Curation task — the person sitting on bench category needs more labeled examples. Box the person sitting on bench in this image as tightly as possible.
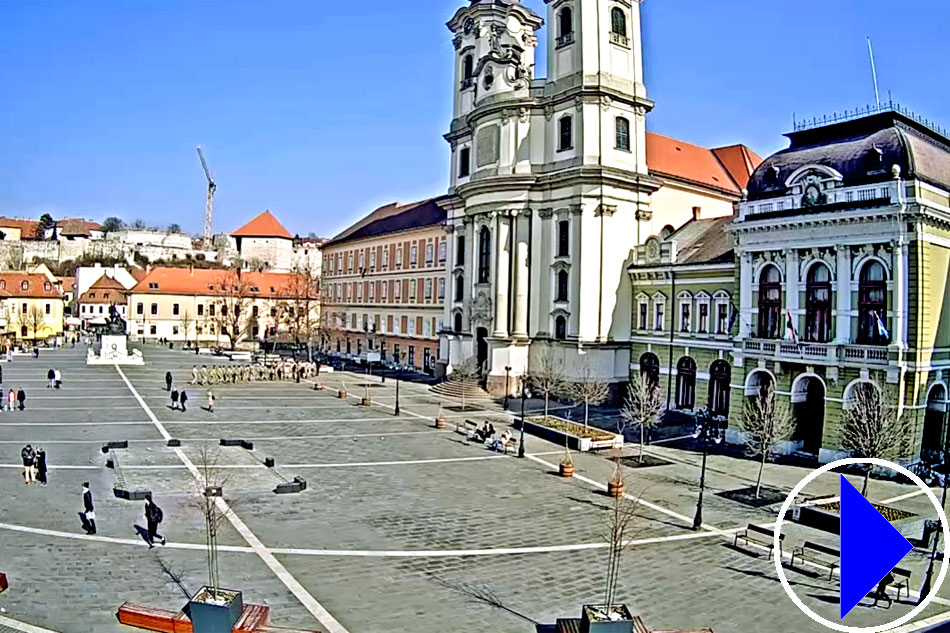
[474,422,491,442]
[871,571,895,608]
[492,429,512,452]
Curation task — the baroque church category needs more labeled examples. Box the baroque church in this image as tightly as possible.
[437,0,759,396]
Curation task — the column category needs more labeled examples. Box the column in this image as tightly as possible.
[537,209,553,334]
[784,249,800,336]
[569,205,583,337]
[493,212,510,337]
[738,251,753,339]
[834,245,852,344]
[462,218,474,332]
[512,210,530,338]
[893,242,906,349]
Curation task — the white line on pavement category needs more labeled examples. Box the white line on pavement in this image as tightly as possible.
[0,614,63,633]
[115,365,351,633]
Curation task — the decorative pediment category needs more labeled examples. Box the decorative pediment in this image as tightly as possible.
[469,290,493,325]
[550,307,570,319]
[650,291,667,302]
[800,247,836,278]
[784,164,844,189]
[695,290,711,301]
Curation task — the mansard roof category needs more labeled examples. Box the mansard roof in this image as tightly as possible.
[747,108,950,200]
[324,197,450,247]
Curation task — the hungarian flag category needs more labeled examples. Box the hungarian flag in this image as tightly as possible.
[784,310,798,344]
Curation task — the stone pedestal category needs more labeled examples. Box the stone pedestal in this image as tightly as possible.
[87,334,144,365]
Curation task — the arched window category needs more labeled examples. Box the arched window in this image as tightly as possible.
[558,7,573,38]
[611,7,627,36]
[555,270,569,302]
[708,360,731,417]
[478,226,491,284]
[805,263,832,343]
[20,281,28,291]
[555,315,567,340]
[639,352,660,387]
[558,116,573,151]
[757,265,782,338]
[858,260,888,344]
[675,357,696,410]
[454,275,464,302]
[557,220,569,257]
[454,312,463,334]
[462,55,473,80]
[456,234,465,266]
[615,116,630,151]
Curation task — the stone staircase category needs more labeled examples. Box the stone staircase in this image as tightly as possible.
[429,378,492,404]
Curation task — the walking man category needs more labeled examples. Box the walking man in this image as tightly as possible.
[17,387,26,411]
[144,494,165,547]
[170,387,179,411]
[80,483,96,534]
[53,368,62,389]
[179,390,188,412]
[47,368,55,389]
[35,447,47,486]
[206,390,215,413]
[21,444,35,484]
[165,371,173,392]
[191,365,199,385]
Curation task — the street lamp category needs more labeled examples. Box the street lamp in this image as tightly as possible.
[691,408,727,531]
[503,366,511,410]
[394,351,403,416]
[518,379,527,458]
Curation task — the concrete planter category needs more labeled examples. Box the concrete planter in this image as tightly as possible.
[188,587,243,633]
[559,462,575,477]
[337,389,347,399]
[581,604,636,633]
[607,480,625,498]
[435,417,447,429]
[515,416,623,452]
[361,396,371,406]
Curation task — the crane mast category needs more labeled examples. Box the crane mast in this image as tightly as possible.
[196,146,216,243]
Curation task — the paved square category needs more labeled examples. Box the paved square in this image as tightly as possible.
[0,345,949,633]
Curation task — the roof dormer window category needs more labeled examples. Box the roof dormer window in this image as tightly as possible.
[20,281,28,291]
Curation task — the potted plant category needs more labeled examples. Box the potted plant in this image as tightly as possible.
[559,449,575,477]
[581,604,636,633]
[338,381,347,399]
[189,586,243,633]
[361,384,371,406]
[607,460,625,497]
[435,402,447,429]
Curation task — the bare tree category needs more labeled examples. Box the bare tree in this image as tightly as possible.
[569,361,611,429]
[280,264,321,361]
[526,347,566,419]
[600,475,643,613]
[187,445,232,600]
[839,382,911,495]
[178,309,193,347]
[215,270,253,350]
[450,355,481,412]
[24,304,47,342]
[741,381,795,498]
[620,372,664,463]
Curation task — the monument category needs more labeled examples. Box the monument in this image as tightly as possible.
[87,305,144,365]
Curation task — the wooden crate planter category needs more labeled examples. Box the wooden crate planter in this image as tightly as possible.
[559,462,575,477]
[435,416,447,429]
[337,389,347,399]
[607,480,625,497]
[360,396,371,406]
[515,416,622,452]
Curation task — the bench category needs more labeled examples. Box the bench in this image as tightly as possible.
[734,524,783,559]
[234,603,271,633]
[889,567,912,601]
[455,419,479,438]
[493,436,516,455]
[791,541,840,580]
[116,602,180,633]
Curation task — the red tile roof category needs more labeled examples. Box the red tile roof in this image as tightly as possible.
[130,267,294,298]
[0,273,63,298]
[646,132,761,195]
[231,210,292,239]
[79,276,129,304]
[0,217,39,237]
[56,218,103,236]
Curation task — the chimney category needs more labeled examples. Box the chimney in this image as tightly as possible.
[692,206,701,220]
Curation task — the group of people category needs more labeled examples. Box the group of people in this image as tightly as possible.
[20,444,47,485]
[46,368,63,389]
[471,422,513,452]
[189,360,320,386]
[78,484,166,547]
[5,387,27,411]
[165,371,216,412]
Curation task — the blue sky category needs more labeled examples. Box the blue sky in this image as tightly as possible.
[2,1,948,238]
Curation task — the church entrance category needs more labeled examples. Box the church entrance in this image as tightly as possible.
[922,384,947,460]
[475,327,488,375]
[792,375,825,455]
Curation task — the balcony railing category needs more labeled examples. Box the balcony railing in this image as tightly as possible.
[742,339,889,365]
[609,32,630,47]
[555,32,574,48]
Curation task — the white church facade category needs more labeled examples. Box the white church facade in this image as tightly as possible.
[437,0,760,397]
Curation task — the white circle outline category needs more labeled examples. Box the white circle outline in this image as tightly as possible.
[774,457,949,632]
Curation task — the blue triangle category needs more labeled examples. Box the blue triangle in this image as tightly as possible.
[840,475,913,619]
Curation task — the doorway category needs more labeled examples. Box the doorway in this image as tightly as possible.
[792,375,826,455]
[476,327,488,373]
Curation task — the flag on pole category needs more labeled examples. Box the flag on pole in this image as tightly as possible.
[727,303,740,333]
[784,309,798,344]
[872,310,891,341]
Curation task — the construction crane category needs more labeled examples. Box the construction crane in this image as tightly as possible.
[196,146,216,243]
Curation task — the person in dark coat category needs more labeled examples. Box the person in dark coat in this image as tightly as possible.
[170,387,179,410]
[35,448,47,486]
[17,388,26,411]
[80,483,96,534]
[144,494,165,547]
[21,444,35,484]
[164,371,173,392]
[47,368,55,389]
[179,390,188,412]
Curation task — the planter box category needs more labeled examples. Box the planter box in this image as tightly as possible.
[515,416,622,452]
[188,587,243,633]
[581,604,636,633]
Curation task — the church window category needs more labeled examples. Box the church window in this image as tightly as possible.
[557,220,569,256]
[478,226,491,283]
[558,115,573,151]
[555,270,569,302]
[455,275,464,302]
[454,312,463,333]
[461,55,474,86]
[611,7,627,37]
[805,263,832,343]
[456,234,465,266]
[555,315,567,340]
[557,7,574,46]
[757,265,782,339]
[459,148,471,178]
[615,117,630,151]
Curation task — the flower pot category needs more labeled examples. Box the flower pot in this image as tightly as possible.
[435,416,447,429]
[188,587,243,633]
[337,389,347,399]
[607,480,625,497]
[314,382,324,391]
[559,462,575,477]
[361,396,371,406]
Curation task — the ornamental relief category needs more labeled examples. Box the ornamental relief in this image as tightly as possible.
[799,247,836,278]
[850,243,893,277]
[470,290,493,326]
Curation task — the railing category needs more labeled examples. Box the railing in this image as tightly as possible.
[460,77,474,90]
[792,100,949,139]
[609,32,629,47]
[742,339,889,365]
[555,32,574,48]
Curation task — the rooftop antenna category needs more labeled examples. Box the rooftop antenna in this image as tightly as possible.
[867,36,881,108]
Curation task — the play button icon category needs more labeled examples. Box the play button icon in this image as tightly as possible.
[840,475,913,619]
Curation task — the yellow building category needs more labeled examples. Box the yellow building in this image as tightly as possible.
[0,273,65,342]
[127,267,318,349]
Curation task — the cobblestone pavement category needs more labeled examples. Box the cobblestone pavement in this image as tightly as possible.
[0,344,948,632]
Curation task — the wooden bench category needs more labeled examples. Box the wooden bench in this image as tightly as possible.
[890,567,912,601]
[0,571,7,593]
[791,541,840,580]
[116,602,179,633]
[734,524,783,559]
[456,419,479,439]
[234,604,271,633]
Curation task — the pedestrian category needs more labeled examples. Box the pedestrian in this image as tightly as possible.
[80,482,96,534]
[5,348,11,362]
[54,368,62,389]
[33,347,39,359]
[206,390,215,413]
[17,387,26,411]
[191,365,199,385]
[170,387,179,410]
[144,494,166,548]
[21,444,35,484]
[47,368,55,389]
[6,388,15,412]
[179,390,188,412]
[165,371,173,392]
[35,447,47,486]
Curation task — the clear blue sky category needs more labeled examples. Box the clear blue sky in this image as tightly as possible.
[2,1,948,239]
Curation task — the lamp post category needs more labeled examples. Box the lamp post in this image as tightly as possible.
[692,408,727,531]
[919,387,950,603]
[503,366,511,410]
[518,380,527,458]
[394,351,403,417]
